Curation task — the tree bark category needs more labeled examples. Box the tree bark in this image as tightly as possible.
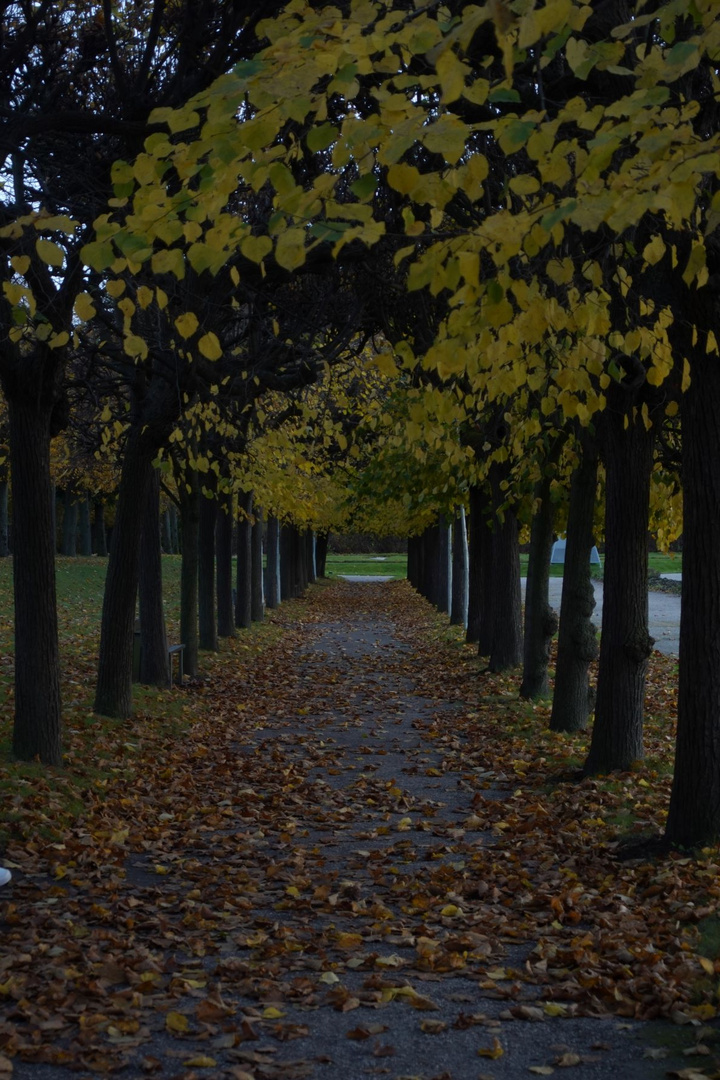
[488,467,522,671]
[251,506,264,622]
[266,514,281,608]
[468,483,483,635]
[450,507,469,627]
[93,499,108,556]
[9,398,62,764]
[521,473,558,700]
[280,523,295,600]
[584,405,655,774]
[198,477,218,653]
[61,488,78,556]
[179,473,200,677]
[316,531,329,578]
[216,490,235,637]
[235,490,253,629]
[0,479,9,557]
[549,445,599,731]
[437,515,451,614]
[94,429,157,717]
[306,530,316,585]
[162,508,173,554]
[138,469,169,686]
[78,495,92,556]
[666,343,720,846]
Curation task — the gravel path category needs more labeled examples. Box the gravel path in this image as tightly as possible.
[2,582,694,1079]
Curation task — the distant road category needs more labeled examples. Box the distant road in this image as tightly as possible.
[339,575,682,657]
[544,578,681,657]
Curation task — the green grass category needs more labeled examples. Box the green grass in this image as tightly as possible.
[325,553,407,578]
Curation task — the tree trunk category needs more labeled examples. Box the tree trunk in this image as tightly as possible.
[450,507,469,627]
[94,430,158,717]
[138,469,169,686]
[466,486,483,643]
[93,499,108,556]
[235,490,253,629]
[280,523,295,600]
[437,515,451,614]
[198,478,218,653]
[296,527,309,594]
[162,508,173,554]
[584,405,655,774]
[0,479,9,557]
[316,531,329,578]
[488,466,522,672]
[408,533,423,592]
[170,504,180,554]
[666,344,720,846]
[61,488,78,556]
[216,491,235,637]
[266,514,281,608]
[9,398,62,764]
[307,531,317,585]
[78,495,92,556]
[521,474,558,700]
[549,445,599,731]
[251,506,264,622]
[179,474,200,677]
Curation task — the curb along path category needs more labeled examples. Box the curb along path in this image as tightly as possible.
[1,581,703,1079]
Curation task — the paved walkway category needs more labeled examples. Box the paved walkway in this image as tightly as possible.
[3,582,690,1079]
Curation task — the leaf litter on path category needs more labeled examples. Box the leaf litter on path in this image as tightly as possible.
[1,581,718,1079]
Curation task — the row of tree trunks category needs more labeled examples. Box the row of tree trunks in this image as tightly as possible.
[450,507,469,627]
[94,428,161,719]
[585,404,655,774]
[138,470,169,687]
[409,512,468,629]
[0,479,9,557]
[162,505,181,554]
[235,490,253,632]
[521,469,558,701]
[217,491,235,638]
[549,441,599,731]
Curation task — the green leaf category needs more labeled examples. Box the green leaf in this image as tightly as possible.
[36,239,65,267]
[350,174,377,200]
[488,88,521,103]
[307,124,338,153]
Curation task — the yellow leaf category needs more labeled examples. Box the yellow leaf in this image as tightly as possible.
[74,293,96,321]
[136,285,154,309]
[241,235,273,263]
[478,1037,504,1059]
[198,332,222,360]
[36,238,65,267]
[682,358,691,393]
[175,312,199,339]
[165,1011,190,1033]
[699,957,715,976]
[275,228,307,272]
[335,932,363,949]
[543,1002,568,1017]
[106,279,126,298]
[10,255,30,275]
[643,235,665,266]
[124,334,149,359]
[152,247,185,279]
[262,1006,284,1019]
[184,1057,217,1069]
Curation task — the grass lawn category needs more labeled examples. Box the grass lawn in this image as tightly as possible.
[325,553,407,578]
